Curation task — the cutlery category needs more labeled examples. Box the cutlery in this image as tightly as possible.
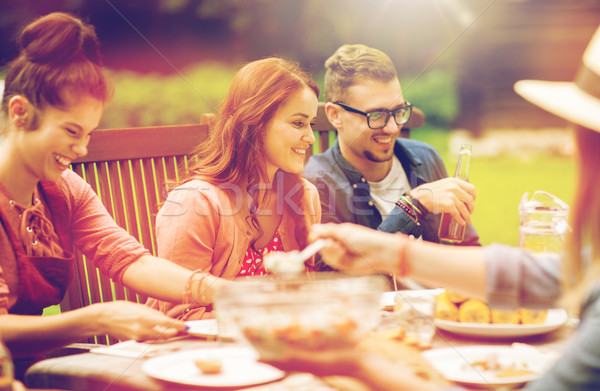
[263,239,327,274]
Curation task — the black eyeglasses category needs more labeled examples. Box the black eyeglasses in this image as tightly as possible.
[334,101,413,129]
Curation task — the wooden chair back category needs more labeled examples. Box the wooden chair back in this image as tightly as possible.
[60,103,424,344]
[61,124,207,343]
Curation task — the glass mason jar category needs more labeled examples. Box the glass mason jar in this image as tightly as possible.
[519,191,570,258]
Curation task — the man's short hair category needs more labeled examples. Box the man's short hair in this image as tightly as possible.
[324,44,398,103]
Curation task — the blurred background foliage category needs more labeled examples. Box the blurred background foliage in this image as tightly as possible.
[1,0,597,132]
[102,64,459,129]
[0,0,595,248]
[103,63,236,127]
[400,69,459,130]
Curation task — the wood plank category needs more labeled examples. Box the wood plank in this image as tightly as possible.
[75,124,208,163]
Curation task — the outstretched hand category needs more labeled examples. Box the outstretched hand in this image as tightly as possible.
[261,347,437,391]
[309,223,405,275]
[261,347,364,377]
[88,301,187,342]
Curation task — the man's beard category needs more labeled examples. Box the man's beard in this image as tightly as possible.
[364,148,394,163]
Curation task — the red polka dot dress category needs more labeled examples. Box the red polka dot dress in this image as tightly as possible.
[237,232,284,276]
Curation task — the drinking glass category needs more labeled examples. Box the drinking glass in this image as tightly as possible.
[394,291,436,348]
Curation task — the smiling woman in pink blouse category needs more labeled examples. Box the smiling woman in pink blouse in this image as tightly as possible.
[146,57,322,320]
[0,12,230,379]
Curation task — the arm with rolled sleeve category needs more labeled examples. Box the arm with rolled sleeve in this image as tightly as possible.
[59,170,149,283]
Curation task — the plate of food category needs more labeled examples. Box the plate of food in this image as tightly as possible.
[142,346,284,388]
[421,345,556,389]
[434,291,568,337]
[434,308,568,337]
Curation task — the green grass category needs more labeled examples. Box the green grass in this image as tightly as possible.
[412,127,576,246]
[470,155,575,246]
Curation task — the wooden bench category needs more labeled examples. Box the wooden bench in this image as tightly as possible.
[60,102,424,344]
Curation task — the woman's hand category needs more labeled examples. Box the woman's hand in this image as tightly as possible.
[309,223,406,275]
[88,301,187,342]
[262,348,437,391]
[262,347,364,377]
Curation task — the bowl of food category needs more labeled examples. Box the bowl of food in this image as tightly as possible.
[213,273,386,359]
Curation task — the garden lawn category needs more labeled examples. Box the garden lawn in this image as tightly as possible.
[469,154,575,246]
[412,127,576,246]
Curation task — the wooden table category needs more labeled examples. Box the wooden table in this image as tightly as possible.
[24,337,342,391]
[24,314,576,391]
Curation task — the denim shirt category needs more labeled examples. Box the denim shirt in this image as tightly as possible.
[303,138,480,245]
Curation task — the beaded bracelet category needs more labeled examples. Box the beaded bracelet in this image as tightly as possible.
[405,193,429,218]
[395,195,420,225]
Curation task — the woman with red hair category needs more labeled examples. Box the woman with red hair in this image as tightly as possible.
[147,57,321,320]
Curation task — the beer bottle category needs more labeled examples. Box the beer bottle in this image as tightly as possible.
[438,144,472,243]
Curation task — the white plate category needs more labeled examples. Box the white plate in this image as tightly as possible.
[380,289,444,310]
[422,345,555,388]
[186,319,219,338]
[142,346,284,388]
[434,308,568,338]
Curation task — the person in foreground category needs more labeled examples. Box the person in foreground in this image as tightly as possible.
[303,44,480,252]
[267,25,600,391]
[146,57,321,319]
[0,12,228,378]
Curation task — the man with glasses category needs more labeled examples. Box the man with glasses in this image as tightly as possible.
[304,44,480,272]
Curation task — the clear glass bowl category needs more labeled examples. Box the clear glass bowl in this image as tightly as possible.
[213,273,386,359]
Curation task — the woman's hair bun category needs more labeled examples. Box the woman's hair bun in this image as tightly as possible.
[1,11,112,123]
[20,12,102,66]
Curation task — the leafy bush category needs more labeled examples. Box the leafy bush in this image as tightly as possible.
[100,62,236,128]
[400,68,459,130]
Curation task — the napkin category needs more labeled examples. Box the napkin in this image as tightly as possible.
[90,340,180,358]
